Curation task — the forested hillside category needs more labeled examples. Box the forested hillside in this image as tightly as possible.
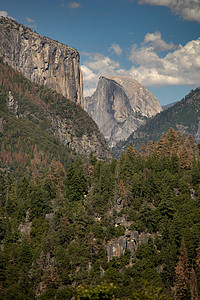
[0,127,200,299]
[0,58,111,163]
[113,88,200,157]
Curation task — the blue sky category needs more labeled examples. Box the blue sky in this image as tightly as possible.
[1,0,200,105]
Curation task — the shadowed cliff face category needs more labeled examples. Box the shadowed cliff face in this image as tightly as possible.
[0,17,84,107]
[84,76,162,147]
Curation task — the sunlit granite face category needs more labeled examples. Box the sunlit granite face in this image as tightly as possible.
[0,16,84,107]
[84,76,162,147]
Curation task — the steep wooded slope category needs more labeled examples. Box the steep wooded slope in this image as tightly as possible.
[0,58,111,168]
[0,128,200,299]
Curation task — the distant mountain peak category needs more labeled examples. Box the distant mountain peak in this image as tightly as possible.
[84,76,162,147]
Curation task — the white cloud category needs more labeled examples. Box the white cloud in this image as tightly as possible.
[81,51,128,96]
[81,34,200,97]
[0,11,9,17]
[129,31,179,66]
[83,87,96,97]
[82,51,121,73]
[81,65,97,83]
[0,10,15,20]
[138,0,200,23]
[109,43,123,55]
[25,16,37,29]
[26,17,35,23]
[68,2,81,8]
[129,44,160,65]
[143,31,178,52]
[129,38,200,86]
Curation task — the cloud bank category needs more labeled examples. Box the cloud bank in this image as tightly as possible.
[81,34,200,96]
[138,0,200,23]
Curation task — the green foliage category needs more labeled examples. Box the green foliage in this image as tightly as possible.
[0,58,109,181]
[76,282,116,299]
[29,183,52,220]
[132,281,171,300]
[1,79,200,300]
[65,157,87,202]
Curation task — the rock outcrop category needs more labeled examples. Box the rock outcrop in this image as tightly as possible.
[50,111,112,158]
[105,207,156,262]
[106,230,154,262]
[84,76,162,147]
[7,91,19,116]
[0,17,83,107]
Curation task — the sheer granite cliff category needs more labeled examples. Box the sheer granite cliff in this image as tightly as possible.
[0,17,83,107]
[84,76,162,147]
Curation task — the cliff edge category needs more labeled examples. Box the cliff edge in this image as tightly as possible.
[0,17,84,107]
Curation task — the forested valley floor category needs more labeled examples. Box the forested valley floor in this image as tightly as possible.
[1,126,200,299]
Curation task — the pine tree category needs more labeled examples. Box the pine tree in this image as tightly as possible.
[147,140,156,155]
[140,142,147,158]
[196,245,200,271]
[190,267,199,300]
[157,133,170,156]
[174,238,190,299]
[166,128,178,147]
[65,157,87,202]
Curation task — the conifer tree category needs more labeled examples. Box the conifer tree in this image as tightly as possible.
[147,140,155,155]
[166,128,178,147]
[140,142,147,158]
[65,157,87,202]
[196,245,200,271]
[174,238,190,299]
[190,267,199,300]
[157,133,170,156]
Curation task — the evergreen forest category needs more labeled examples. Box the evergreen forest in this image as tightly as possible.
[0,59,200,299]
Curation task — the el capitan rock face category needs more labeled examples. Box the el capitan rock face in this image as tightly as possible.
[0,17,84,107]
[84,76,162,147]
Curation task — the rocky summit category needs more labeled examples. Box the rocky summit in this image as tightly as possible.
[0,17,84,107]
[84,76,162,147]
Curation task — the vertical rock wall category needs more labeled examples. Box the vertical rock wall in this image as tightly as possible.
[0,17,84,107]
